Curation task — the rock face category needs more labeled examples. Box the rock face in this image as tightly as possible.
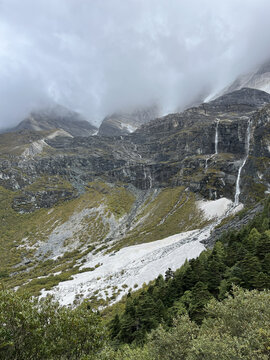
[12,188,76,213]
[218,59,270,96]
[204,202,264,248]
[205,88,270,112]
[11,104,97,137]
[1,88,270,212]
[98,105,159,136]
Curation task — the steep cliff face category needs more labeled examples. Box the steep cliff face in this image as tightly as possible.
[0,88,270,212]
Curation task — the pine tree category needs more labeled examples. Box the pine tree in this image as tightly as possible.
[165,268,174,281]
[256,230,270,260]
[109,314,121,339]
[238,254,262,289]
[188,282,213,323]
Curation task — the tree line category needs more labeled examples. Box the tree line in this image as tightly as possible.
[0,198,269,359]
[109,199,270,345]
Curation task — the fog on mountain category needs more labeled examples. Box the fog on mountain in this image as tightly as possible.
[1,0,270,129]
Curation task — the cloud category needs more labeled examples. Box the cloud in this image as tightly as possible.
[0,0,270,129]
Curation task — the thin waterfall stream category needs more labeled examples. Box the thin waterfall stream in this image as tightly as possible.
[234,119,252,206]
[214,118,220,155]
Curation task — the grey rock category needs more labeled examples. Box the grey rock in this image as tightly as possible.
[204,202,264,248]
[98,105,159,136]
[1,88,270,212]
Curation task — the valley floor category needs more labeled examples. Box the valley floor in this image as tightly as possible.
[41,197,233,306]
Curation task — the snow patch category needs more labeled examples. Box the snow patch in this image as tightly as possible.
[21,130,73,158]
[46,129,73,139]
[0,172,10,180]
[22,139,49,158]
[120,123,137,133]
[40,196,243,307]
[41,229,209,306]
[197,197,233,220]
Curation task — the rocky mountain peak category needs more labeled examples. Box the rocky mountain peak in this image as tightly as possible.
[205,87,270,111]
[11,104,97,137]
[218,59,270,96]
[97,105,159,136]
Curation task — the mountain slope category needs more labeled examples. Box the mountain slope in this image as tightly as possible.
[0,88,270,306]
[219,59,270,96]
[98,105,159,136]
[11,104,97,137]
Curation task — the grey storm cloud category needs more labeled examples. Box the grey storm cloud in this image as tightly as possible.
[1,0,270,129]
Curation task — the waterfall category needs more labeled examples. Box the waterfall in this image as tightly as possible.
[134,144,142,159]
[234,120,252,206]
[215,119,220,155]
[143,166,153,189]
[148,173,153,189]
[205,155,213,169]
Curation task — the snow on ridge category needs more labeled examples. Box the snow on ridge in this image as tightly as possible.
[46,129,73,139]
[21,139,49,158]
[21,130,73,158]
[120,122,137,133]
[197,197,233,220]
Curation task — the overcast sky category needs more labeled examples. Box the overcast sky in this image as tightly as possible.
[1,0,270,128]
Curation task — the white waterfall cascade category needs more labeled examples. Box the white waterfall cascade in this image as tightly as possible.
[234,119,252,206]
[149,174,153,189]
[215,118,220,155]
[144,167,153,189]
[134,144,142,159]
[205,118,220,169]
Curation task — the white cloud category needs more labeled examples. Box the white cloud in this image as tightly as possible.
[0,0,270,129]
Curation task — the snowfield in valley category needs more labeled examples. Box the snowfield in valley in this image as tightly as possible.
[41,197,235,306]
[41,229,207,306]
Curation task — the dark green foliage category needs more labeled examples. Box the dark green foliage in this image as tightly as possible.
[146,287,270,360]
[165,267,174,281]
[188,281,213,323]
[0,291,107,360]
[109,198,270,345]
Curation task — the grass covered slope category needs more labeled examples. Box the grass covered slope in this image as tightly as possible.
[0,178,213,300]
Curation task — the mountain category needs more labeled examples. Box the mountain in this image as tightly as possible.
[0,87,269,307]
[97,105,159,136]
[219,59,270,96]
[11,104,97,137]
